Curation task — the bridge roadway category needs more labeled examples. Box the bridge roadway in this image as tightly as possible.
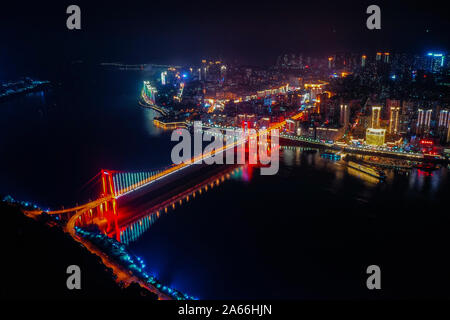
[110,162,241,236]
[29,112,293,222]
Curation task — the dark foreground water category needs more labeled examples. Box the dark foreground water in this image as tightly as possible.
[1,68,449,299]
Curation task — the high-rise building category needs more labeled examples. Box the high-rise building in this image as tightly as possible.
[417,108,424,126]
[387,99,401,134]
[376,52,389,63]
[143,81,156,105]
[438,109,449,128]
[425,109,432,129]
[339,104,349,128]
[220,65,227,79]
[201,59,208,81]
[328,57,334,69]
[389,107,400,134]
[371,106,382,128]
[416,108,433,135]
[425,53,445,73]
[161,71,167,85]
[438,109,450,142]
[361,55,366,68]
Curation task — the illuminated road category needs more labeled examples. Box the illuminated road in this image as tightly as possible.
[65,205,173,300]
[278,134,441,162]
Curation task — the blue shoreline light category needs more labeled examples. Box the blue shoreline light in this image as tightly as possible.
[75,227,196,300]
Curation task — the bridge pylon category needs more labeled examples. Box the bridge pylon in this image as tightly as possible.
[100,170,120,240]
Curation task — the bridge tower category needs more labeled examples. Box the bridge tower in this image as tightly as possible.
[101,170,121,241]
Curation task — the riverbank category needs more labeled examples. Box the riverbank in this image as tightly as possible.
[72,227,194,300]
[0,200,158,300]
[138,98,169,116]
[12,192,194,300]
[0,81,50,103]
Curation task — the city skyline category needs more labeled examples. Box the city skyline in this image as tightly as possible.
[2,1,450,78]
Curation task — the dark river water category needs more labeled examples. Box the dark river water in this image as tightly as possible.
[1,68,449,299]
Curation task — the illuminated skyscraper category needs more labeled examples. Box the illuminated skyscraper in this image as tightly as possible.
[339,104,349,128]
[389,107,400,134]
[416,108,433,135]
[376,52,389,63]
[202,67,207,81]
[220,65,227,79]
[438,109,450,142]
[361,55,366,68]
[425,53,445,73]
[371,106,381,128]
[143,81,156,105]
[425,109,432,129]
[417,108,424,131]
[201,59,207,81]
[438,109,449,128]
[161,71,167,85]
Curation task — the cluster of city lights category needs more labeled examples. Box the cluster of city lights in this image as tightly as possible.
[280,133,424,158]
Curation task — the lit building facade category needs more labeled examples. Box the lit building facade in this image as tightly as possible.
[425,53,445,74]
[438,109,450,143]
[416,108,432,135]
[361,55,366,68]
[143,81,156,105]
[339,104,349,128]
[371,106,382,128]
[389,107,400,134]
[366,128,386,146]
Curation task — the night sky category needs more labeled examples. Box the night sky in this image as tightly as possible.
[1,0,449,78]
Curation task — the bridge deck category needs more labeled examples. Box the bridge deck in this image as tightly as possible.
[114,163,240,231]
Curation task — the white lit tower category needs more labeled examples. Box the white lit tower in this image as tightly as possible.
[389,106,400,134]
[143,81,157,105]
[339,104,349,128]
[416,108,433,136]
[361,55,366,68]
[438,109,450,142]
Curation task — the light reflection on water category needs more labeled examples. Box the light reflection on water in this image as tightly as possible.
[119,166,247,244]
